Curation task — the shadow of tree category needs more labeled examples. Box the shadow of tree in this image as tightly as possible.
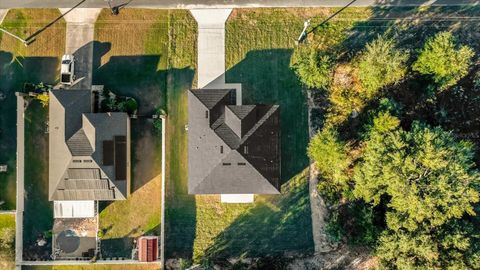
[204,171,313,260]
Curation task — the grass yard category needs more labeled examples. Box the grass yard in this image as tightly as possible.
[0,8,65,260]
[165,8,318,264]
[94,9,196,258]
[23,101,51,260]
[0,213,15,270]
[0,9,65,210]
[22,264,161,270]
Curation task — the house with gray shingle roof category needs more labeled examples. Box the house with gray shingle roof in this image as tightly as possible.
[188,88,280,203]
[49,89,130,218]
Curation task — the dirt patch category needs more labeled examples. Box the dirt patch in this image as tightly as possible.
[287,245,376,270]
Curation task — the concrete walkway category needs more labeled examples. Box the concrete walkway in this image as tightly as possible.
[190,9,242,104]
[2,0,479,8]
[0,9,8,24]
[59,8,101,90]
[15,93,26,270]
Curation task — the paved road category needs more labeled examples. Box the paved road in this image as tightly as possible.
[1,0,478,9]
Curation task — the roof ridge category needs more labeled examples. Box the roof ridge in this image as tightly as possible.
[240,105,279,145]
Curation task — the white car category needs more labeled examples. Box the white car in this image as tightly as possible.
[60,54,75,85]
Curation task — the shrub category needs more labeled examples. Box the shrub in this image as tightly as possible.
[35,93,49,107]
[290,45,334,90]
[326,64,365,126]
[308,127,351,201]
[413,31,474,89]
[358,36,408,98]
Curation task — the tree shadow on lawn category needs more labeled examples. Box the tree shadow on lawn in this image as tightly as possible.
[0,52,59,210]
[225,49,309,183]
[204,171,313,260]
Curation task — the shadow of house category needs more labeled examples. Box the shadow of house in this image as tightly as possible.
[93,46,167,116]
[91,42,197,258]
[165,67,197,260]
[225,49,309,184]
[0,53,60,259]
[204,172,313,260]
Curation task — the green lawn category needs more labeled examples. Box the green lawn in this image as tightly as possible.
[0,213,15,270]
[0,9,65,210]
[165,8,320,263]
[0,8,65,260]
[94,9,195,258]
[23,101,51,261]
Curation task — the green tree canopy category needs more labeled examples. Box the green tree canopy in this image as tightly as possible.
[358,36,408,98]
[354,117,479,231]
[290,45,334,90]
[308,128,351,200]
[413,31,474,89]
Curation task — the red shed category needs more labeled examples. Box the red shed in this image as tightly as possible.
[138,236,158,262]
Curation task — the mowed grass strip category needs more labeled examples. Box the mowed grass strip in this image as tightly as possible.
[0,9,65,210]
[23,101,51,260]
[164,11,197,260]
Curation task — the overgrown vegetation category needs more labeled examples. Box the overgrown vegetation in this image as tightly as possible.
[413,31,474,90]
[298,6,480,269]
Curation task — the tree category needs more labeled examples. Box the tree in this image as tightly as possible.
[353,114,480,268]
[355,118,479,231]
[358,36,408,98]
[290,45,334,90]
[308,127,351,200]
[376,220,480,270]
[413,31,474,89]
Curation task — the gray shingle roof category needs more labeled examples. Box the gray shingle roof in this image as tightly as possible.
[67,130,94,156]
[188,89,281,195]
[49,90,130,201]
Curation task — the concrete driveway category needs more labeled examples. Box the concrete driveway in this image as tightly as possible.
[60,8,101,90]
